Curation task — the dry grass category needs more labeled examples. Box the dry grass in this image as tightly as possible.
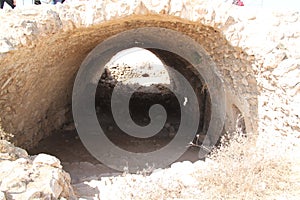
[99,129,300,200]
[194,131,300,199]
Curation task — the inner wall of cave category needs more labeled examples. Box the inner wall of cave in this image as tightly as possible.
[95,48,212,153]
[28,48,212,164]
[0,16,257,150]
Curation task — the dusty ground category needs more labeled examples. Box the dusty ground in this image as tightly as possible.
[28,120,202,179]
[27,57,208,198]
[28,128,300,199]
[21,52,300,199]
[28,101,203,196]
[28,117,203,199]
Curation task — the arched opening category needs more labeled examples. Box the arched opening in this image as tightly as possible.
[96,47,178,153]
[0,16,258,183]
[29,45,214,175]
[94,47,213,155]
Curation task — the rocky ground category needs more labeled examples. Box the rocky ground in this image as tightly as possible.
[27,112,202,199]
[0,140,75,199]
[95,133,300,200]
[1,130,300,199]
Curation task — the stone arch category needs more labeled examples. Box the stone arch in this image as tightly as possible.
[0,13,257,149]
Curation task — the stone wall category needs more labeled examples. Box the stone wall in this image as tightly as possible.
[0,0,299,149]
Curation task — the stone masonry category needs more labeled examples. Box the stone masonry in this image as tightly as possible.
[0,0,299,167]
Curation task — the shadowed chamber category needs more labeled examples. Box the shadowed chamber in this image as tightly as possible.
[95,48,212,154]
[0,20,256,159]
[29,47,214,167]
[14,24,247,175]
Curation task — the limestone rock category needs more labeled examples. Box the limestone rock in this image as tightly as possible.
[180,174,199,187]
[263,51,287,69]
[0,140,28,161]
[0,141,75,199]
[273,59,300,77]
[33,153,62,168]
[0,38,15,53]
[0,191,6,200]
[170,161,195,175]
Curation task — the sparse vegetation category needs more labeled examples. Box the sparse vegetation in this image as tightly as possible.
[99,128,300,200]
[194,132,300,199]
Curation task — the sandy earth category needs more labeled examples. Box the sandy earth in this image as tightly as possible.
[28,113,203,198]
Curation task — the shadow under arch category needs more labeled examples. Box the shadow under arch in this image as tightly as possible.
[0,15,257,154]
[72,27,226,171]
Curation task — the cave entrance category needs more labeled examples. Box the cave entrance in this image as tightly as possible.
[29,47,212,177]
[95,47,211,155]
[96,47,177,153]
[28,26,229,183]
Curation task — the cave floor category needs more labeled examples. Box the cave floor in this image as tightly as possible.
[28,121,202,185]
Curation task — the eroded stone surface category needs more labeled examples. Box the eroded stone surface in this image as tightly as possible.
[0,140,28,161]
[0,140,76,200]
[0,0,299,149]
